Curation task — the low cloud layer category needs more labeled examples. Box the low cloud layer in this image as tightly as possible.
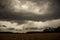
[0,19,60,32]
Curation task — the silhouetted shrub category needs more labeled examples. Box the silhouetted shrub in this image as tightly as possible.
[54,26,60,32]
[43,26,60,33]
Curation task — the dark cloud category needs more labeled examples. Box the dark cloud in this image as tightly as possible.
[0,0,60,23]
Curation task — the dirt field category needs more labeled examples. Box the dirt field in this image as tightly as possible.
[0,33,60,40]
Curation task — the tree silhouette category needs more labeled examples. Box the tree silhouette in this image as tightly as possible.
[54,26,60,32]
[43,26,60,33]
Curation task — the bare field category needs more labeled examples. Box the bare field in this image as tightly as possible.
[0,33,60,40]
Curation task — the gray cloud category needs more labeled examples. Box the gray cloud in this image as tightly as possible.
[0,0,60,33]
[0,0,60,22]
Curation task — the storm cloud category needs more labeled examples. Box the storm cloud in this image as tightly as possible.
[0,0,60,22]
[0,0,60,33]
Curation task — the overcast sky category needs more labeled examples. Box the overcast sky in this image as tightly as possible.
[0,0,60,32]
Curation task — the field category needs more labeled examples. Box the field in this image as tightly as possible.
[0,33,60,40]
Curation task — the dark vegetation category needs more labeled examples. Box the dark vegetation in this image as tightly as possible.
[27,26,60,33]
[43,26,60,33]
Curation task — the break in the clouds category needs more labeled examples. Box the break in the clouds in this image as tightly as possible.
[0,0,60,33]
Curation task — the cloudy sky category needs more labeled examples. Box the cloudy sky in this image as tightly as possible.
[0,0,60,32]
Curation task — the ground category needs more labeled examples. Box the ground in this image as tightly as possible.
[0,33,60,40]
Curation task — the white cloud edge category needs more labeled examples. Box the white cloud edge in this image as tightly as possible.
[0,19,60,33]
